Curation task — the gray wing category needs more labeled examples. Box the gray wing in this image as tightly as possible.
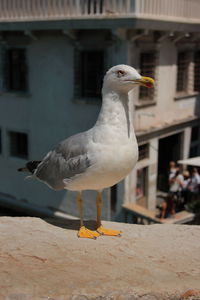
[35,130,92,190]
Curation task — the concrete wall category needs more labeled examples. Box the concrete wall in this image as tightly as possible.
[2,217,200,300]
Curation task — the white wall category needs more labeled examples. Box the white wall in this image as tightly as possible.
[133,39,197,132]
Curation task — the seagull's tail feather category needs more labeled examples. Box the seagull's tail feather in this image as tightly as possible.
[18,161,41,174]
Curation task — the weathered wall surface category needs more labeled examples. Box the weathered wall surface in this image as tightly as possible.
[0,217,200,300]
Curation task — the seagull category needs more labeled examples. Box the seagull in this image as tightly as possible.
[18,65,154,239]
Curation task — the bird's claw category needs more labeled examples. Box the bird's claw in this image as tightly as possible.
[97,225,122,236]
[77,226,100,239]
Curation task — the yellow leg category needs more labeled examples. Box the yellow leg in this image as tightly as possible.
[76,192,100,239]
[96,191,122,237]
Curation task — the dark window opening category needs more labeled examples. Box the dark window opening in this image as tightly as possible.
[190,146,198,158]
[157,133,182,192]
[138,143,149,160]
[194,51,200,92]
[191,126,199,142]
[111,184,117,212]
[176,52,189,92]
[139,52,155,100]
[9,131,28,159]
[74,50,104,99]
[4,48,28,92]
[190,126,200,157]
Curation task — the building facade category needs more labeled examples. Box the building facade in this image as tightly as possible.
[0,0,199,221]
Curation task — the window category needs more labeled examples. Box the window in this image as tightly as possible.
[194,51,200,92]
[4,48,28,92]
[138,143,149,161]
[74,50,104,99]
[176,52,189,93]
[139,52,155,101]
[9,131,28,159]
[136,167,148,208]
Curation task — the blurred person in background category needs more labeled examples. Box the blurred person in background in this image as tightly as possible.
[181,170,191,206]
[168,166,184,212]
[187,168,200,202]
[168,161,177,178]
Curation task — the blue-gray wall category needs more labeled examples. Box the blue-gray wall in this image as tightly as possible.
[0,31,128,220]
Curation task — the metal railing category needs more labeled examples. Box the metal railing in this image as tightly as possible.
[0,0,199,22]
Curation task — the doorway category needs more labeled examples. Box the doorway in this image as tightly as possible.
[157,132,183,192]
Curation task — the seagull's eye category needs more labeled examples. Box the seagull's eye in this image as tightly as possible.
[117,70,126,78]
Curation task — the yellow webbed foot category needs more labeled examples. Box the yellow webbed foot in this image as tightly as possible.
[77,226,100,239]
[97,225,122,236]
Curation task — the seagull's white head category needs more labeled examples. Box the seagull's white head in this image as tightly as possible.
[103,64,154,93]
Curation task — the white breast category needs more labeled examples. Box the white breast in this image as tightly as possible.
[65,137,138,191]
[64,86,138,191]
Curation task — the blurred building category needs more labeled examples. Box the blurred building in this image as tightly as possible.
[0,0,199,221]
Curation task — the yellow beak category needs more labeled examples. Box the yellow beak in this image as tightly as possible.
[135,76,155,88]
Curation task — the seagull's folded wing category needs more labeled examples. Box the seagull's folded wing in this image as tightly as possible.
[34,131,92,190]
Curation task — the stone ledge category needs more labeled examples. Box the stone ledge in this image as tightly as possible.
[0,217,200,300]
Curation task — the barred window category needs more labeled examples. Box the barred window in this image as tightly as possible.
[9,131,28,159]
[176,52,189,93]
[139,52,155,101]
[4,48,28,92]
[74,50,104,99]
[138,143,149,161]
[194,51,200,92]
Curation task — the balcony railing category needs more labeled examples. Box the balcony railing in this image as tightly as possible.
[0,0,199,23]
